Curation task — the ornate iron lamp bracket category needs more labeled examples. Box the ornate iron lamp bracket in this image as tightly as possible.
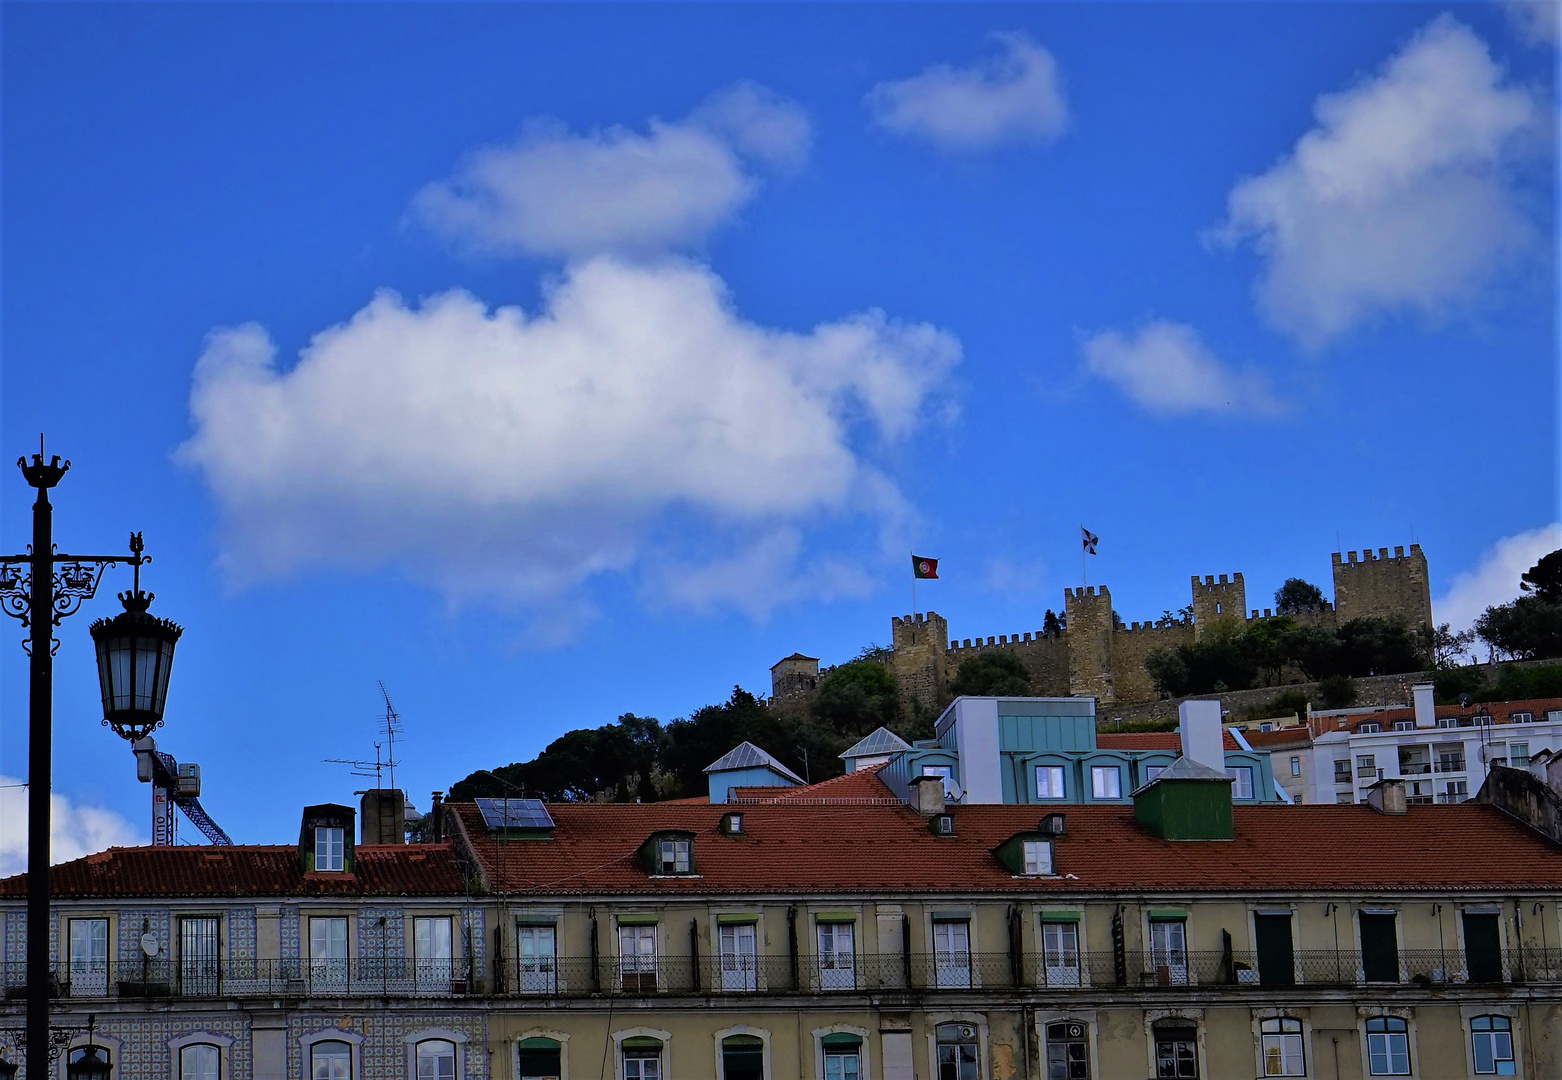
[0,533,147,653]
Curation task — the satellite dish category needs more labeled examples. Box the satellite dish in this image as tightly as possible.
[140,933,160,958]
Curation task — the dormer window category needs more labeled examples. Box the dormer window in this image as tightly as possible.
[720,812,744,836]
[658,837,691,874]
[931,813,955,836]
[1022,839,1054,875]
[315,827,345,872]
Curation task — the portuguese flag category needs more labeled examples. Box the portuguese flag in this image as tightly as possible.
[912,555,939,579]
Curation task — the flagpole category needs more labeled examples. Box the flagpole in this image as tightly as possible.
[911,550,917,617]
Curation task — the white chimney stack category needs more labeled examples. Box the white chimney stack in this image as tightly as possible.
[1412,684,1435,728]
[1179,700,1226,773]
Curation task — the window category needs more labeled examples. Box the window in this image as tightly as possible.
[1259,722,1273,732]
[922,765,955,797]
[1356,754,1376,778]
[66,1046,112,1080]
[315,827,345,872]
[620,1038,662,1080]
[1365,1017,1410,1075]
[309,917,348,989]
[1441,780,1468,802]
[657,837,690,874]
[1437,717,1456,728]
[1510,711,1533,724]
[1090,766,1121,800]
[1036,766,1066,800]
[935,1023,980,1080]
[415,1040,456,1080]
[1463,911,1503,983]
[821,1034,861,1080]
[1470,1016,1515,1075]
[1392,721,1414,732]
[1510,741,1529,767]
[1359,912,1399,983]
[180,916,220,996]
[1335,793,1354,804]
[67,918,109,997]
[1226,766,1254,800]
[933,920,971,988]
[414,917,454,986]
[1149,919,1188,985]
[721,1034,764,1080]
[618,924,657,993]
[1259,1018,1304,1076]
[1042,921,1081,987]
[1152,1021,1198,1079]
[310,1041,351,1080]
[1045,1021,1089,1080]
[516,1037,561,1080]
[1145,765,1167,784]
[1437,747,1466,773]
[1022,840,1053,875]
[1253,913,1294,986]
[1359,723,1381,734]
[180,1044,220,1080]
[718,922,757,992]
[517,924,556,994]
[1333,759,1352,783]
[816,921,855,989]
[1290,756,1301,777]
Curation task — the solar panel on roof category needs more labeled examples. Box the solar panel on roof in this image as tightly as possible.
[474,798,555,831]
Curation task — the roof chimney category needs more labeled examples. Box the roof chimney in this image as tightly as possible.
[1178,700,1225,772]
[429,791,444,843]
[1412,684,1435,728]
[1367,777,1407,815]
[360,789,406,845]
[910,773,946,816]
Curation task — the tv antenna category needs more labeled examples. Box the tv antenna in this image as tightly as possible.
[323,682,404,791]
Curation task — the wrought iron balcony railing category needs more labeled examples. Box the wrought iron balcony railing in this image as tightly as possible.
[7,948,1558,1002]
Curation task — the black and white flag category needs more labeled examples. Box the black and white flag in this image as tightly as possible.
[1081,526,1099,555]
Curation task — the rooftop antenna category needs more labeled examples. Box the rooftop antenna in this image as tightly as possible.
[378,681,404,792]
[325,742,385,789]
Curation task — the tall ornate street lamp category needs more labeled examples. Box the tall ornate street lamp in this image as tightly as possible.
[0,443,175,1080]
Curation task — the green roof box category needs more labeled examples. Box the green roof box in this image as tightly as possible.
[1133,757,1234,840]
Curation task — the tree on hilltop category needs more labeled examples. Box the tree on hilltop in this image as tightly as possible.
[1274,577,1326,613]
[950,651,1032,697]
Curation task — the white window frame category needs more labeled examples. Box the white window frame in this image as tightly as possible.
[656,837,690,874]
[1468,1014,1515,1076]
[67,917,110,997]
[1040,920,1081,988]
[813,1025,870,1080]
[315,826,345,872]
[932,920,972,989]
[1041,1017,1094,1080]
[1022,839,1053,876]
[300,1030,363,1080]
[413,916,455,988]
[1226,766,1255,800]
[816,921,856,990]
[169,1033,234,1080]
[921,765,956,797]
[516,923,558,995]
[1258,1017,1305,1077]
[1035,765,1066,800]
[1290,756,1301,777]
[718,921,759,993]
[610,1027,672,1080]
[1090,766,1122,800]
[403,1029,468,1080]
[1149,919,1188,985]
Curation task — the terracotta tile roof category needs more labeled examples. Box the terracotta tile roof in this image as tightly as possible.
[729,766,897,804]
[1096,731,1243,751]
[450,799,1562,898]
[0,844,465,900]
[1243,728,1313,749]
[1324,697,1562,734]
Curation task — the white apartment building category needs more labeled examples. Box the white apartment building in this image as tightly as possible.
[1297,686,1562,805]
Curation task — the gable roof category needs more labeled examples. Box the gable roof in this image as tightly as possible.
[1096,730,1243,751]
[703,741,805,783]
[0,844,465,900]
[730,765,898,805]
[449,798,1562,898]
[770,652,819,668]
[839,726,912,760]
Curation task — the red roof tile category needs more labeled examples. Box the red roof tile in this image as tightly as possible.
[449,799,1562,898]
[1242,728,1313,748]
[0,844,465,899]
[1327,697,1562,734]
[1096,731,1243,751]
[730,765,897,804]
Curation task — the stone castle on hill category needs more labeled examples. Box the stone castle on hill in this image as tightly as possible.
[773,544,1433,710]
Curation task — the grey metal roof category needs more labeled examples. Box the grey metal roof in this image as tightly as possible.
[838,726,912,761]
[1130,755,1234,795]
[703,741,805,783]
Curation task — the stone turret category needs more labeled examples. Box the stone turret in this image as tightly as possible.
[1191,573,1246,640]
[891,612,948,710]
[1333,545,1432,628]
[1064,586,1113,703]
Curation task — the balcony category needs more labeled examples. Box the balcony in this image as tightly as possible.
[9,948,1559,1002]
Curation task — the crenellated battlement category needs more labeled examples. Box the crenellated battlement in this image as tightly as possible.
[1249,602,1335,619]
[1333,543,1422,567]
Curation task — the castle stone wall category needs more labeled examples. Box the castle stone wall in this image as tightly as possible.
[891,612,949,710]
[1065,586,1115,702]
[1110,621,1195,704]
[1192,573,1247,640]
[1333,545,1432,627]
[945,631,1071,696]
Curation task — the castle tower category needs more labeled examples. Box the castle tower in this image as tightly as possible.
[770,653,820,700]
[1064,585,1114,703]
[890,612,949,711]
[1191,573,1247,640]
[1332,545,1432,628]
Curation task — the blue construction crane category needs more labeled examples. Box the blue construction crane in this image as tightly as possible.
[131,737,232,846]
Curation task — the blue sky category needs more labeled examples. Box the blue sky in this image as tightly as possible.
[2,2,1557,856]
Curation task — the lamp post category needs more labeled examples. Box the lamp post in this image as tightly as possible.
[0,444,175,1080]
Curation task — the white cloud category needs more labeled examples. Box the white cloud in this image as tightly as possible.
[982,556,1048,595]
[412,83,810,259]
[0,778,144,877]
[646,528,877,621]
[178,256,959,615]
[1505,0,1561,45]
[1434,522,1562,632]
[865,32,1068,151]
[1213,16,1542,345]
[1080,320,1278,415]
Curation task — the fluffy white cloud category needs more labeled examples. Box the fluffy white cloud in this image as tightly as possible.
[1213,16,1542,345]
[412,83,810,259]
[865,32,1068,151]
[646,528,878,621]
[178,256,959,614]
[1081,320,1278,415]
[0,778,144,877]
[982,556,1047,595]
[1505,0,1561,45]
[1434,522,1562,632]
